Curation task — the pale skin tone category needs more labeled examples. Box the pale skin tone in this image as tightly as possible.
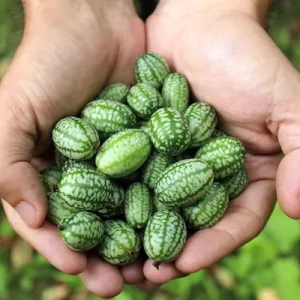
[1,0,300,297]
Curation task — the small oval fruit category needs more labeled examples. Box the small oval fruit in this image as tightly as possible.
[59,211,104,251]
[220,166,249,199]
[98,220,141,265]
[148,108,191,156]
[98,182,125,218]
[58,169,113,211]
[81,100,137,140]
[198,128,227,148]
[184,102,217,147]
[47,192,77,225]
[40,166,62,193]
[161,72,189,113]
[124,182,152,228]
[155,158,214,207]
[182,182,229,230]
[135,52,170,89]
[98,83,130,103]
[127,83,163,118]
[61,160,95,176]
[96,129,152,178]
[52,116,100,160]
[195,136,246,179]
[143,210,187,269]
[141,150,171,190]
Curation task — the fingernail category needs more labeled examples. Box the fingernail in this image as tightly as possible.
[15,201,37,227]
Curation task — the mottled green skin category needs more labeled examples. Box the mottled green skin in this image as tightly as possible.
[58,169,113,211]
[40,166,62,193]
[155,159,214,207]
[46,192,77,225]
[135,52,170,89]
[161,73,189,113]
[136,121,150,135]
[125,182,152,229]
[198,129,227,148]
[143,210,187,266]
[98,83,130,103]
[148,108,191,156]
[141,150,171,190]
[220,166,249,199]
[184,102,217,148]
[81,100,137,140]
[98,182,125,218]
[96,129,152,178]
[98,220,141,265]
[53,117,100,160]
[182,183,229,230]
[153,196,181,214]
[61,160,95,176]
[127,83,163,119]
[195,136,246,179]
[55,149,68,167]
[59,212,104,251]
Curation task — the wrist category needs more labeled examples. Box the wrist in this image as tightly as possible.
[157,0,272,24]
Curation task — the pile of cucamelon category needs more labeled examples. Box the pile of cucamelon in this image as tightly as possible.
[41,52,248,269]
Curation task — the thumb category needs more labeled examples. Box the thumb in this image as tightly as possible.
[0,81,47,228]
[270,68,300,219]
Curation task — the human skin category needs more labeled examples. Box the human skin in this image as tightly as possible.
[135,0,300,290]
[0,0,147,297]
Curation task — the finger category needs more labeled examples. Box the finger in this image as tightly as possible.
[276,149,300,219]
[119,259,145,284]
[78,257,124,299]
[143,260,182,284]
[136,279,161,293]
[0,90,47,228]
[2,200,87,275]
[175,180,276,273]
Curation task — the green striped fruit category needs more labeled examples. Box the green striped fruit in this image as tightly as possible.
[81,100,137,140]
[161,73,189,113]
[198,128,227,148]
[195,136,246,179]
[182,182,229,230]
[136,120,150,135]
[184,102,217,147]
[148,108,191,156]
[62,160,95,176]
[52,116,100,160]
[135,52,170,90]
[153,196,180,214]
[59,211,104,251]
[155,159,214,207]
[220,166,249,199]
[55,149,68,167]
[98,182,125,218]
[58,169,113,211]
[46,192,77,225]
[96,129,152,178]
[141,150,171,190]
[143,210,187,269]
[127,83,163,119]
[40,166,62,193]
[124,182,152,228]
[98,220,141,265]
[98,83,130,103]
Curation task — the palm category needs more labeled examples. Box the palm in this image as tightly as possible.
[141,11,281,283]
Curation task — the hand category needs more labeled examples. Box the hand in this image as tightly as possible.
[141,0,300,286]
[1,0,145,297]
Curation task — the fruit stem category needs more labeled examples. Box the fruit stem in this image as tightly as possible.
[153,261,161,270]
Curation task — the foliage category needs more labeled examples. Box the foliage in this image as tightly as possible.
[1,1,300,300]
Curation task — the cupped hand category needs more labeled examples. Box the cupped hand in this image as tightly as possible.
[1,0,145,297]
[142,0,300,286]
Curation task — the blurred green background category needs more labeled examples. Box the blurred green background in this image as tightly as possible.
[1,1,300,299]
